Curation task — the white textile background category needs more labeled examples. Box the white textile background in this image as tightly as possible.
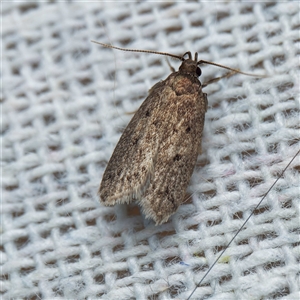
[2,2,300,299]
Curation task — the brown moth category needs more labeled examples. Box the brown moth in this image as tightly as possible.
[92,41,257,225]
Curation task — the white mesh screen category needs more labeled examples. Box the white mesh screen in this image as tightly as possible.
[2,2,299,299]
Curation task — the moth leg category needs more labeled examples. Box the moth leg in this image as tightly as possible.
[125,110,137,115]
[202,71,237,88]
[165,57,175,72]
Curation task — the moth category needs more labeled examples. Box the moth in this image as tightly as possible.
[92,41,257,225]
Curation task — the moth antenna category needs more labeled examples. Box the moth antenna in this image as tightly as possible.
[91,40,183,61]
[92,41,266,78]
[187,149,300,300]
[198,59,267,78]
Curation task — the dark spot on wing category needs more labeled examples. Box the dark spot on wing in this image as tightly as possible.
[173,154,182,161]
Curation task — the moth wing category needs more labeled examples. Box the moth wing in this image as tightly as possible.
[99,81,166,205]
[139,89,206,225]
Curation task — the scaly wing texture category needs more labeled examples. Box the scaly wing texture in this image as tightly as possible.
[99,81,166,204]
[139,73,207,224]
[99,71,207,225]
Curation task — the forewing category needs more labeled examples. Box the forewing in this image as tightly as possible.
[99,81,166,205]
[139,79,206,224]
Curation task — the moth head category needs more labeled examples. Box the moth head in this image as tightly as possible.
[179,52,202,77]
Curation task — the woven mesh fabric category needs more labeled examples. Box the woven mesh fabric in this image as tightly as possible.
[2,2,300,299]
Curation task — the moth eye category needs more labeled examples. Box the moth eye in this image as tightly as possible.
[196,67,201,77]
